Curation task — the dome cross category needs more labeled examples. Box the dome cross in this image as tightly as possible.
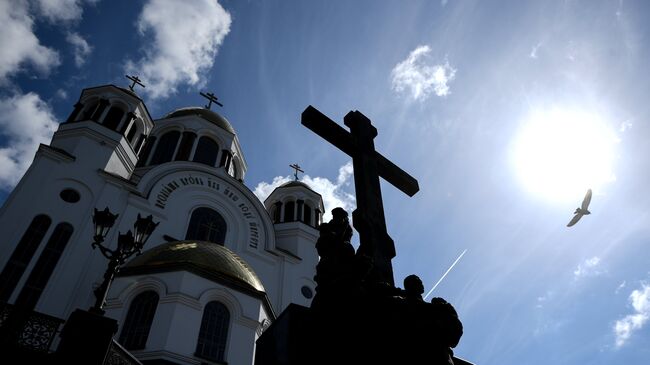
[289,163,304,181]
[125,75,145,91]
[200,91,223,110]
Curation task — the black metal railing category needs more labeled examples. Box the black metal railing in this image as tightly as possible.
[104,338,142,365]
[0,302,64,353]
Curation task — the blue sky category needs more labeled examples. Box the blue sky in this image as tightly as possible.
[2,0,650,363]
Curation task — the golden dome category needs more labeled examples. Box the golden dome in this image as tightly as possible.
[119,240,264,294]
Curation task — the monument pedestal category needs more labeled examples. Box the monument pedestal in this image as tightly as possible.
[256,300,473,365]
[55,309,118,365]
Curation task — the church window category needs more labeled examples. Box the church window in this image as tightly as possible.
[301,286,313,299]
[0,215,51,302]
[193,136,219,166]
[59,189,80,203]
[119,291,159,350]
[80,101,99,120]
[134,134,147,154]
[284,201,295,222]
[219,150,232,168]
[271,202,281,223]
[126,123,138,143]
[136,136,156,167]
[303,204,312,226]
[228,160,237,178]
[150,131,180,165]
[186,208,227,245]
[314,208,321,228]
[175,132,197,161]
[14,222,73,310]
[103,107,125,131]
[195,301,230,363]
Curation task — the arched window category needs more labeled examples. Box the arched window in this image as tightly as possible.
[103,107,125,131]
[15,222,73,310]
[304,204,312,226]
[126,123,139,143]
[284,201,295,222]
[150,131,180,165]
[80,101,99,121]
[119,291,159,350]
[136,136,156,167]
[271,202,281,223]
[193,136,219,166]
[134,134,147,154]
[0,215,51,302]
[195,301,230,362]
[175,132,197,161]
[185,208,227,245]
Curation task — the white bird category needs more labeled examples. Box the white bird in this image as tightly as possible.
[567,189,592,227]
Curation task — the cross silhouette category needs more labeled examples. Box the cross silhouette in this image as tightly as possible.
[289,163,304,181]
[200,92,223,110]
[302,105,419,286]
[125,75,145,91]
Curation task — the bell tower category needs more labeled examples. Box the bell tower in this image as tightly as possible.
[51,84,154,179]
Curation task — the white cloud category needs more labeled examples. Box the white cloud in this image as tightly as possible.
[254,162,356,221]
[573,256,605,279]
[126,0,232,100]
[0,0,60,82]
[55,88,68,100]
[614,283,650,347]
[391,45,456,101]
[66,32,92,67]
[33,0,98,23]
[0,93,59,190]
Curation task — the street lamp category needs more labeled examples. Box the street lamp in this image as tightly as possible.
[90,208,159,314]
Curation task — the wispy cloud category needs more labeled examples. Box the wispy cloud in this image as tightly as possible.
[126,0,231,100]
[33,0,98,23]
[254,162,356,221]
[0,93,59,190]
[0,0,60,83]
[614,283,650,348]
[391,45,456,101]
[66,32,92,67]
[573,256,605,280]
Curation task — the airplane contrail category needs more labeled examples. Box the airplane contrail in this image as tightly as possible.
[424,249,467,300]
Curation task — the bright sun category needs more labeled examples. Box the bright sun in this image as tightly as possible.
[512,108,618,203]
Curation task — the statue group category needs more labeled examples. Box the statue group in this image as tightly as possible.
[311,207,464,365]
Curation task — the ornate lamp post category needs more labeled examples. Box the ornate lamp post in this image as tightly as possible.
[90,207,159,315]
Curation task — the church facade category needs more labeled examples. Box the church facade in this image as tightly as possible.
[0,84,324,364]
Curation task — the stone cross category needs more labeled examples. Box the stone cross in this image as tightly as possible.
[200,92,223,110]
[289,163,304,181]
[301,106,419,287]
[125,75,145,91]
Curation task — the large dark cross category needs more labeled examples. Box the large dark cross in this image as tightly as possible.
[302,106,419,287]
[200,92,223,110]
[125,75,145,91]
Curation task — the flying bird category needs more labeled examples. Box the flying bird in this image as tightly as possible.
[567,189,592,227]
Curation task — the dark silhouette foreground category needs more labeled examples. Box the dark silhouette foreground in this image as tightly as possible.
[256,208,466,365]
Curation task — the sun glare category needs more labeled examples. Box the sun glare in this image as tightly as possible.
[512,108,617,203]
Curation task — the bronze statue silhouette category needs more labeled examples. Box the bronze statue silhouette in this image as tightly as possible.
[567,189,592,227]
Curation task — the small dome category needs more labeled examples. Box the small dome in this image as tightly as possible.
[164,107,235,134]
[279,180,313,190]
[119,241,264,294]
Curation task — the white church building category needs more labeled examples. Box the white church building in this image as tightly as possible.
[0,84,325,364]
